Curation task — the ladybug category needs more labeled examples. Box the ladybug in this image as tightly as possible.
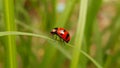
[51,27,70,43]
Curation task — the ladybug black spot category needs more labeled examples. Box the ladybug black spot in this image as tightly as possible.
[60,33,63,36]
[65,34,69,39]
[63,30,66,32]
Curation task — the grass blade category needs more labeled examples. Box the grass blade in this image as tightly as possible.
[0,31,71,59]
[70,0,88,68]
[3,0,17,68]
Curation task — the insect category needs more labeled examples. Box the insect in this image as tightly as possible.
[51,27,70,43]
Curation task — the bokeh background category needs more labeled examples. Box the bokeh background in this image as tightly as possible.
[0,0,120,68]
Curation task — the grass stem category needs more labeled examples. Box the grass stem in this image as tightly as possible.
[3,0,17,68]
[70,0,88,68]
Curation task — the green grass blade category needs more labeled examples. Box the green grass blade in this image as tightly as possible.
[70,0,88,68]
[0,32,50,40]
[3,0,17,68]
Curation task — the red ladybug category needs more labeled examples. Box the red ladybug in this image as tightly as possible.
[51,28,70,43]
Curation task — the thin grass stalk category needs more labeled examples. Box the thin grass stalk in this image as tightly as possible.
[3,0,17,68]
[70,0,88,68]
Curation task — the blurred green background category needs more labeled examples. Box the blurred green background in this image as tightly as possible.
[0,0,120,68]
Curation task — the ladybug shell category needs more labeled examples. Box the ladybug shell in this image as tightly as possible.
[51,28,70,43]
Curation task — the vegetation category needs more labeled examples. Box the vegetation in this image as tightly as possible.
[0,0,120,68]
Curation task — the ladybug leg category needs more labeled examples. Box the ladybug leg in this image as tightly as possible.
[55,36,62,42]
[56,36,60,41]
[59,38,62,42]
[61,39,66,46]
[54,35,60,42]
[53,35,57,40]
[63,40,66,44]
[59,37,64,42]
[54,35,57,40]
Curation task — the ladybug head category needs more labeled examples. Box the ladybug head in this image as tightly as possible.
[50,28,57,35]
